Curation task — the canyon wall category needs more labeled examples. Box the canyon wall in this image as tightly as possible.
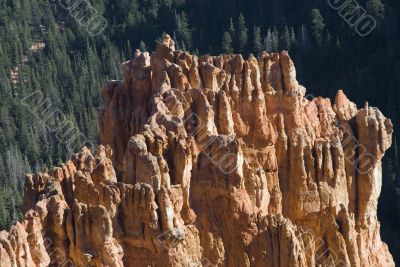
[0,35,394,266]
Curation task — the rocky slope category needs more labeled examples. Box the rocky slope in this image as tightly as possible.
[0,35,395,266]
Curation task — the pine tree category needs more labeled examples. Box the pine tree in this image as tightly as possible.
[271,29,279,51]
[126,40,133,58]
[324,31,332,49]
[299,24,308,49]
[228,18,235,40]
[175,11,192,50]
[221,31,233,54]
[366,0,385,25]
[309,9,325,47]
[335,36,341,50]
[0,194,8,229]
[237,13,248,52]
[147,0,159,19]
[264,28,273,51]
[253,26,262,54]
[290,27,296,47]
[139,41,147,52]
[281,25,290,51]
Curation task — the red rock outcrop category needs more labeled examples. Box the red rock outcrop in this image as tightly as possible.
[0,34,394,266]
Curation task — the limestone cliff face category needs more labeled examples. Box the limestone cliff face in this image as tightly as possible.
[0,35,394,267]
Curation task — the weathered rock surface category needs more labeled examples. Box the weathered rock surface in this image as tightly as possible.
[0,35,394,266]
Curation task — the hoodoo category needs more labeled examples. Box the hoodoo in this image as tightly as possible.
[0,35,394,266]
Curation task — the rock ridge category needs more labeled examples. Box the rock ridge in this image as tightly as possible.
[0,34,394,266]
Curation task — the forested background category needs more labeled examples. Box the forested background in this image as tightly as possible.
[0,0,399,263]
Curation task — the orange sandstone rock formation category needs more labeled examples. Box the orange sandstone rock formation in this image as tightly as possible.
[0,34,394,266]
